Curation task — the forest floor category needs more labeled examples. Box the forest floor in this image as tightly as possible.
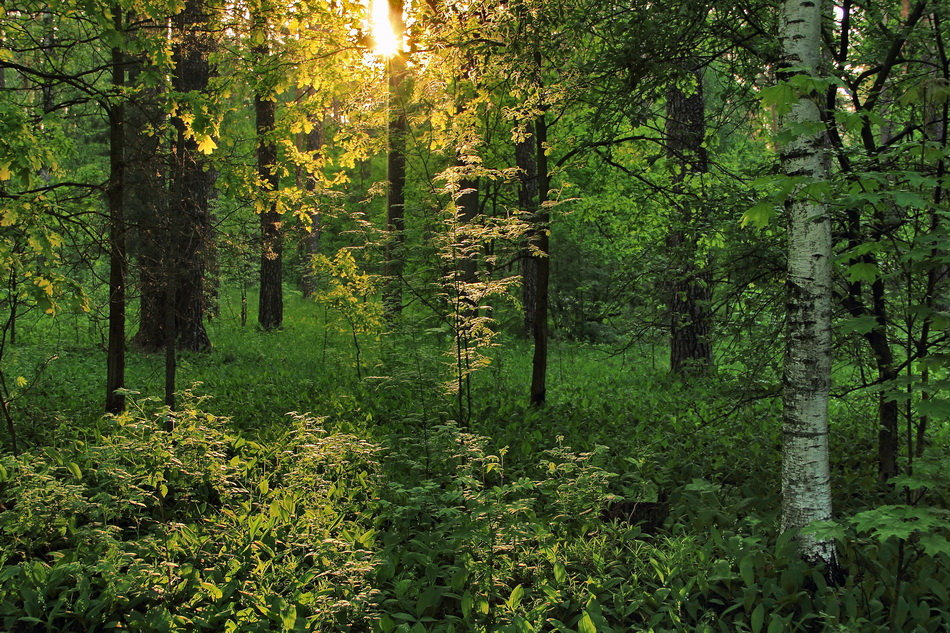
[0,291,946,632]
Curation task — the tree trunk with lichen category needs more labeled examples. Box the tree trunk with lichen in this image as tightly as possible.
[779,0,839,575]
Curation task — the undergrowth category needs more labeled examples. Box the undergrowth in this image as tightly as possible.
[0,295,946,631]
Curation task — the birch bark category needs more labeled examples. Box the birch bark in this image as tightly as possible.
[779,0,838,570]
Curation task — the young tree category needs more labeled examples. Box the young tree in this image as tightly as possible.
[778,0,838,571]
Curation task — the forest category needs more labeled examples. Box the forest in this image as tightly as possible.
[0,0,947,631]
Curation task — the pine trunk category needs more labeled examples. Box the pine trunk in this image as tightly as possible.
[516,123,538,338]
[256,91,282,330]
[127,49,168,352]
[529,114,550,406]
[665,71,713,375]
[382,0,407,320]
[105,11,126,414]
[169,0,211,352]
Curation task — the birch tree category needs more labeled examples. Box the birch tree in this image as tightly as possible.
[778,0,838,571]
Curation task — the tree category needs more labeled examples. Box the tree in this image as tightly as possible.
[665,67,713,375]
[105,6,126,413]
[254,4,283,331]
[778,0,838,572]
[169,0,213,352]
[133,0,214,353]
[382,0,408,319]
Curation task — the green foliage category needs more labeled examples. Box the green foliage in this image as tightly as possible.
[0,395,383,631]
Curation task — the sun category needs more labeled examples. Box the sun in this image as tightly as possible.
[370,0,399,57]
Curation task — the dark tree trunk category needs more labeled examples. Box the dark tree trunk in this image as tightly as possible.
[256,91,282,330]
[168,0,212,352]
[127,41,168,351]
[665,69,713,375]
[515,122,538,338]
[105,10,126,414]
[456,163,479,313]
[841,206,899,482]
[529,114,550,407]
[383,0,407,320]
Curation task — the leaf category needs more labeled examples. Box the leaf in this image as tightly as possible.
[0,163,10,181]
[577,611,597,633]
[893,191,927,208]
[66,462,82,480]
[554,561,567,583]
[801,520,845,542]
[750,604,764,633]
[741,202,776,229]
[917,398,950,418]
[845,262,878,283]
[918,533,950,557]
[200,582,223,600]
[507,585,525,611]
[280,602,297,631]
[760,83,796,116]
[14,376,27,388]
[196,135,217,154]
[767,616,785,633]
[839,315,879,335]
[739,555,755,586]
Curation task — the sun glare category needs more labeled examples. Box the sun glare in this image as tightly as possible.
[370,0,399,57]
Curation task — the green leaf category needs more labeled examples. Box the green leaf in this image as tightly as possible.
[200,582,223,600]
[892,191,927,208]
[750,604,764,633]
[554,561,567,584]
[506,584,525,611]
[578,611,597,633]
[739,555,755,586]
[917,398,950,418]
[66,462,82,480]
[839,315,878,335]
[741,202,776,229]
[918,533,950,557]
[760,83,796,116]
[845,262,878,283]
[801,520,845,542]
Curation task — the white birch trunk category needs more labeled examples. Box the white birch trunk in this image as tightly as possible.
[779,0,838,569]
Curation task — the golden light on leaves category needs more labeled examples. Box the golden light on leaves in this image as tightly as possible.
[370,0,398,57]
[196,135,217,155]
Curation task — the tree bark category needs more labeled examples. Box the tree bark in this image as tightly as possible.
[105,9,126,414]
[382,0,407,320]
[127,41,168,352]
[665,69,713,375]
[529,113,550,407]
[168,0,212,352]
[516,123,538,337]
[779,0,839,574]
[256,89,282,330]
